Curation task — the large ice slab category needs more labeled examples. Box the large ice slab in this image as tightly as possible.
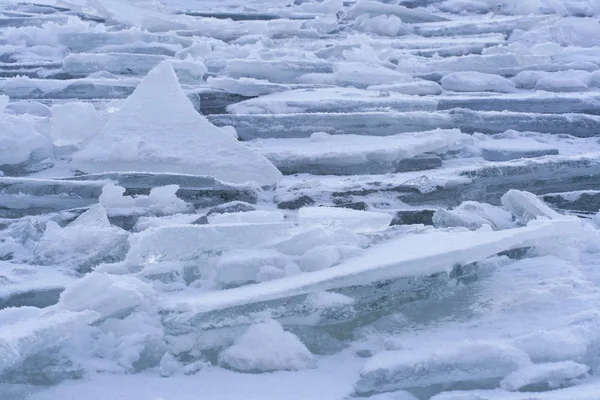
[246,130,469,175]
[209,110,600,140]
[162,217,580,315]
[441,71,517,93]
[0,308,97,375]
[478,138,559,161]
[345,0,448,23]
[227,88,438,114]
[298,207,392,233]
[71,62,282,186]
[354,342,530,394]
[225,59,333,83]
[126,222,294,265]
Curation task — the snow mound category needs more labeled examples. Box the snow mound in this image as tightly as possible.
[219,319,316,372]
[71,62,281,186]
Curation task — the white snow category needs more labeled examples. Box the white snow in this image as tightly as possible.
[71,62,282,186]
[219,319,316,372]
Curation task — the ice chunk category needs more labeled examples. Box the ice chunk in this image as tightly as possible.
[299,62,414,88]
[219,319,316,372]
[273,227,366,256]
[133,185,191,215]
[213,249,291,286]
[99,183,135,208]
[355,342,530,394]
[433,201,515,230]
[59,273,152,321]
[50,102,102,147]
[225,59,333,83]
[535,71,590,92]
[345,0,448,23]
[68,204,110,228]
[478,138,559,161]
[354,15,412,37]
[500,361,589,391]
[34,213,129,272]
[0,308,97,375]
[133,213,201,232]
[501,190,560,223]
[246,130,469,175]
[207,76,291,97]
[368,81,443,96]
[227,88,437,114]
[298,207,392,233]
[127,222,293,265]
[163,218,580,315]
[208,210,285,225]
[72,62,281,187]
[0,95,50,172]
[441,71,517,93]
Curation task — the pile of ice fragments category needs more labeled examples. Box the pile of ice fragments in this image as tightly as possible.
[2,0,600,399]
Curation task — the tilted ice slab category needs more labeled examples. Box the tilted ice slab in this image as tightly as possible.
[227,88,438,114]
[246,130,469,175]
[72,62,282,187]
[162,217,580,315]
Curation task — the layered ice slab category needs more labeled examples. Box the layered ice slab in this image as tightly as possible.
[162,217,580,316]
[71,62,282,187]
[478,138,559,161]
[209,110,600,140]
[227,88,438,114]
[246,130,468,175]
[355,342,531,394]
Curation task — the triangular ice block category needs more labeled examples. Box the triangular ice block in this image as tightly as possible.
[72,62,282,187]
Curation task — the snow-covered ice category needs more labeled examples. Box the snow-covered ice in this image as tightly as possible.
[3,0,600,398]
